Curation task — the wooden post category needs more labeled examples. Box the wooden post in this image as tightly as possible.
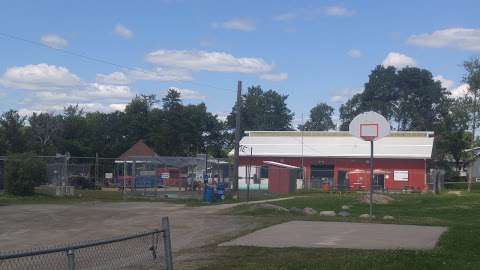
[233,80,242,197]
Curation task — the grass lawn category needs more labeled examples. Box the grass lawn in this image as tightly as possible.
[202,191,480,270]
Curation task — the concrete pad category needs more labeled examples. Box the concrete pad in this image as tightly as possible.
[220,221,447,250]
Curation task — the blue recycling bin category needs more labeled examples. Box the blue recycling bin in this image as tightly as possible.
[216,183,225,201]
[203,185,214,203]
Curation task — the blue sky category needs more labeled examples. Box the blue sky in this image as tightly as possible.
[0,0,479,125]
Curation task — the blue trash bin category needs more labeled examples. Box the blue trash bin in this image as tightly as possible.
[216,183,225,201]
[203,185,214,203]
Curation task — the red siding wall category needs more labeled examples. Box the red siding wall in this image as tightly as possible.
[267,165,293,194]
[239,156,427,191]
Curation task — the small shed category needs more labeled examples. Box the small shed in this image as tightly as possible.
[264,161,300,195]
[115,140,159,188]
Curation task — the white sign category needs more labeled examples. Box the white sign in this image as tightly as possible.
[160,172,170,179]
[349,111,390,141]
[394,171,409,181]
[140,170,156,176]
[105,173,113,179]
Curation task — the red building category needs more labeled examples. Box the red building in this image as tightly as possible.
[237,131,434,192]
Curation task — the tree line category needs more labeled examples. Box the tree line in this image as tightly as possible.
[1,58,479,175]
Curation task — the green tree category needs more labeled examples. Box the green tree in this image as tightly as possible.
[157,90,188,155]
[301,103,336,131]
[0,110,27,154]
[5,153,46,196]
[84,111,129,157]
[463,57,480,142]
[361,65,399,121]
[463,57,480,191]
[227,85,294,133]
[339,93,363,131]
[124,94,157,145]
[395,67,447,131]
[433,97,471,170]
[28,112,63,155]
[154,89,227,156]
[61,105,89,156]
[339,66,447,132]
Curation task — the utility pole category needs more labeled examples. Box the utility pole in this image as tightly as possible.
[468,90,477,192]
[301,112,305,189]
[95,153,99,188]
[233,80,242,198]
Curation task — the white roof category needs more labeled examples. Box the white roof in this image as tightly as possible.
[234,131,434,159]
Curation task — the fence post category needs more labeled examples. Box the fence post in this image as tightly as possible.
[67,249,75,270]
[161,217,174,270]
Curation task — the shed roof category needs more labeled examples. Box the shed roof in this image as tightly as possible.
[263,161,300,169]
[234,131,434,159]
[117,140,158,161]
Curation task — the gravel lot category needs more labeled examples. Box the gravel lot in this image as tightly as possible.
[0,202,258,269]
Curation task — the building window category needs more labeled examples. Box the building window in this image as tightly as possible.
[260,166,268,178]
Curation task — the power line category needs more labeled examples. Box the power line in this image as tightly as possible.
[0,31,235,93]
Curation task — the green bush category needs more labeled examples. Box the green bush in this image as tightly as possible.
[5,153,46,196]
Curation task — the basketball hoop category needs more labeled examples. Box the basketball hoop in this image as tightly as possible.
[349,112,389,142]
[349,111,390,219]
[360,123,379,141]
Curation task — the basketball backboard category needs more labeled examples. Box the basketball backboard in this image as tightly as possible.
[349,111,390,141]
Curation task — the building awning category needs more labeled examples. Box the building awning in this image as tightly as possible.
[263,161,300,169]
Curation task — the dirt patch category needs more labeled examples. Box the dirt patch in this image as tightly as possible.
[0,202,262,269]
[359,193,395,204]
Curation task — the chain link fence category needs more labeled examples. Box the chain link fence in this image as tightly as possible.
[112,155,232,200]
[0,217,173,270]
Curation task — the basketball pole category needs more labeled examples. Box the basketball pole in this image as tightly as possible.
[369,140,374,218]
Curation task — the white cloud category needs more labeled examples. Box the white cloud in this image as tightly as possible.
[109,103,128,111]
[214,111,229,121]
[433,75,455,90]
[0,64,136,113]
[86,83,132,99]
[330,95,344,102]
[450,83,470,98]
[382,52,416,69]
[323,6,355,17]
[330,88,361,103]
[23,83,134,113]
[273,13,297,22]
[212,18,256,32]
[260,73,288,81]
[407,28,480,52]
[163,87,206,100]
[348,49,362,58]
[128,68,193,82]
[97,68,193,84]
[145,49,273,74]
[272,6,355,23]
[41,34,68,49]
[114,24,133,39]
[96,71,130,85]
[433,75,472,98]
[0,64,81,90]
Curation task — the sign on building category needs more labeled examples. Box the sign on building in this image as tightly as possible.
[160,172,170,179]
[394,170,409,181]
[140,170,156,176]
[105,173,113,179]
